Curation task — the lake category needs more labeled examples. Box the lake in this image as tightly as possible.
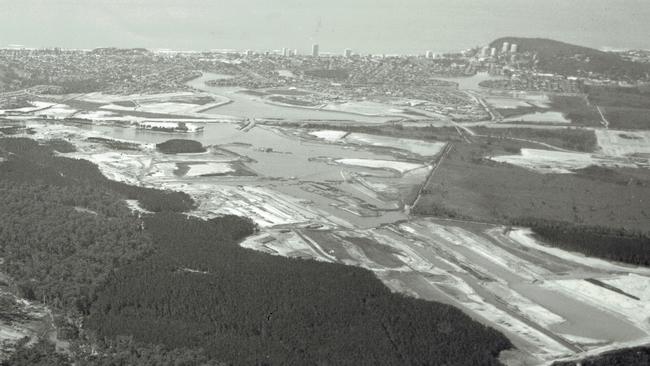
[187,73,395,123]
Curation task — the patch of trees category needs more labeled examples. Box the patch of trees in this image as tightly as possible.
[490,37,650,80]
[573,165,649,186]
[85,137,141,151]
[587,85,650,109]
[584,85,650,129]
[43,139,77,153]
[552,346,650,366]
[511,218,650,266]
[156,139,206,154]
[599,106,650,129]
[0,138,195,212]
[412,202,469,219]
[0,125,33,135]
[1,339,70,366]
[87,212,511,365]
[548,95,602,125]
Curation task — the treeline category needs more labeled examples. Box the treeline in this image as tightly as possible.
[552,346,650,366]
[549,95,602,125]
[586,85,650,109]
[584,85,650,129]
[512,218,650,266]
[0,138,195,212]
[87,212,511,365]
[86,137,141,151]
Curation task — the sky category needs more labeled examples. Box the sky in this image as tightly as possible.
[1,0,649,54]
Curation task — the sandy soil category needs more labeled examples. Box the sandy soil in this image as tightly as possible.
[335,158,426,174]
[595,129,650,157]
[490,148,639,173]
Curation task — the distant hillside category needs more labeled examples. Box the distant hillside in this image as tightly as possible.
[90,47,151,56]
[490,37,650,79]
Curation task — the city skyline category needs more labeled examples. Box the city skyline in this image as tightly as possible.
[1,0,650,54]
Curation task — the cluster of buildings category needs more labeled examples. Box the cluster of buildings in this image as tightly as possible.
[478,42,518,60]
[201,51,486,120]
[308,44,356,58]
[480,71,582,93]
[0,48,204,95]
[616,49,650,64]
[242,44,357,59]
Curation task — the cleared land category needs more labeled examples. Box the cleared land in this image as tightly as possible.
[241,221,650,364]
[309,130,447,157]
[7,104,650,366]
[489,149,639,174]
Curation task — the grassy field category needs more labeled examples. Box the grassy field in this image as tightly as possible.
[413,141,650,234]
[495,106,545,119]
[549,95,602,126]
[601,106,650,129]
[471,126,598,152]
[587,86,650,130]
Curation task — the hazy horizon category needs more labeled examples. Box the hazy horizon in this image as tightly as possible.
[2,0,650,54]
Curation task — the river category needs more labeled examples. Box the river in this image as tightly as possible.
[187,72,395,123]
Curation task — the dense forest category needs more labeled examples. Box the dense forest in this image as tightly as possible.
[3,339,225,366]
[156,139,207,154]
[552,346,650,366]
[0,137,193,312]
[512,218,650,266]
[87,212,511,365]
[0,136,512,365]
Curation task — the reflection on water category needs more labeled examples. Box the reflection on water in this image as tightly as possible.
[59,121,414,228]
[437,72,504,90]
[82,123,399,181]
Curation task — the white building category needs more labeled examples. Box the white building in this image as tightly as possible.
[312,44,319,57]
